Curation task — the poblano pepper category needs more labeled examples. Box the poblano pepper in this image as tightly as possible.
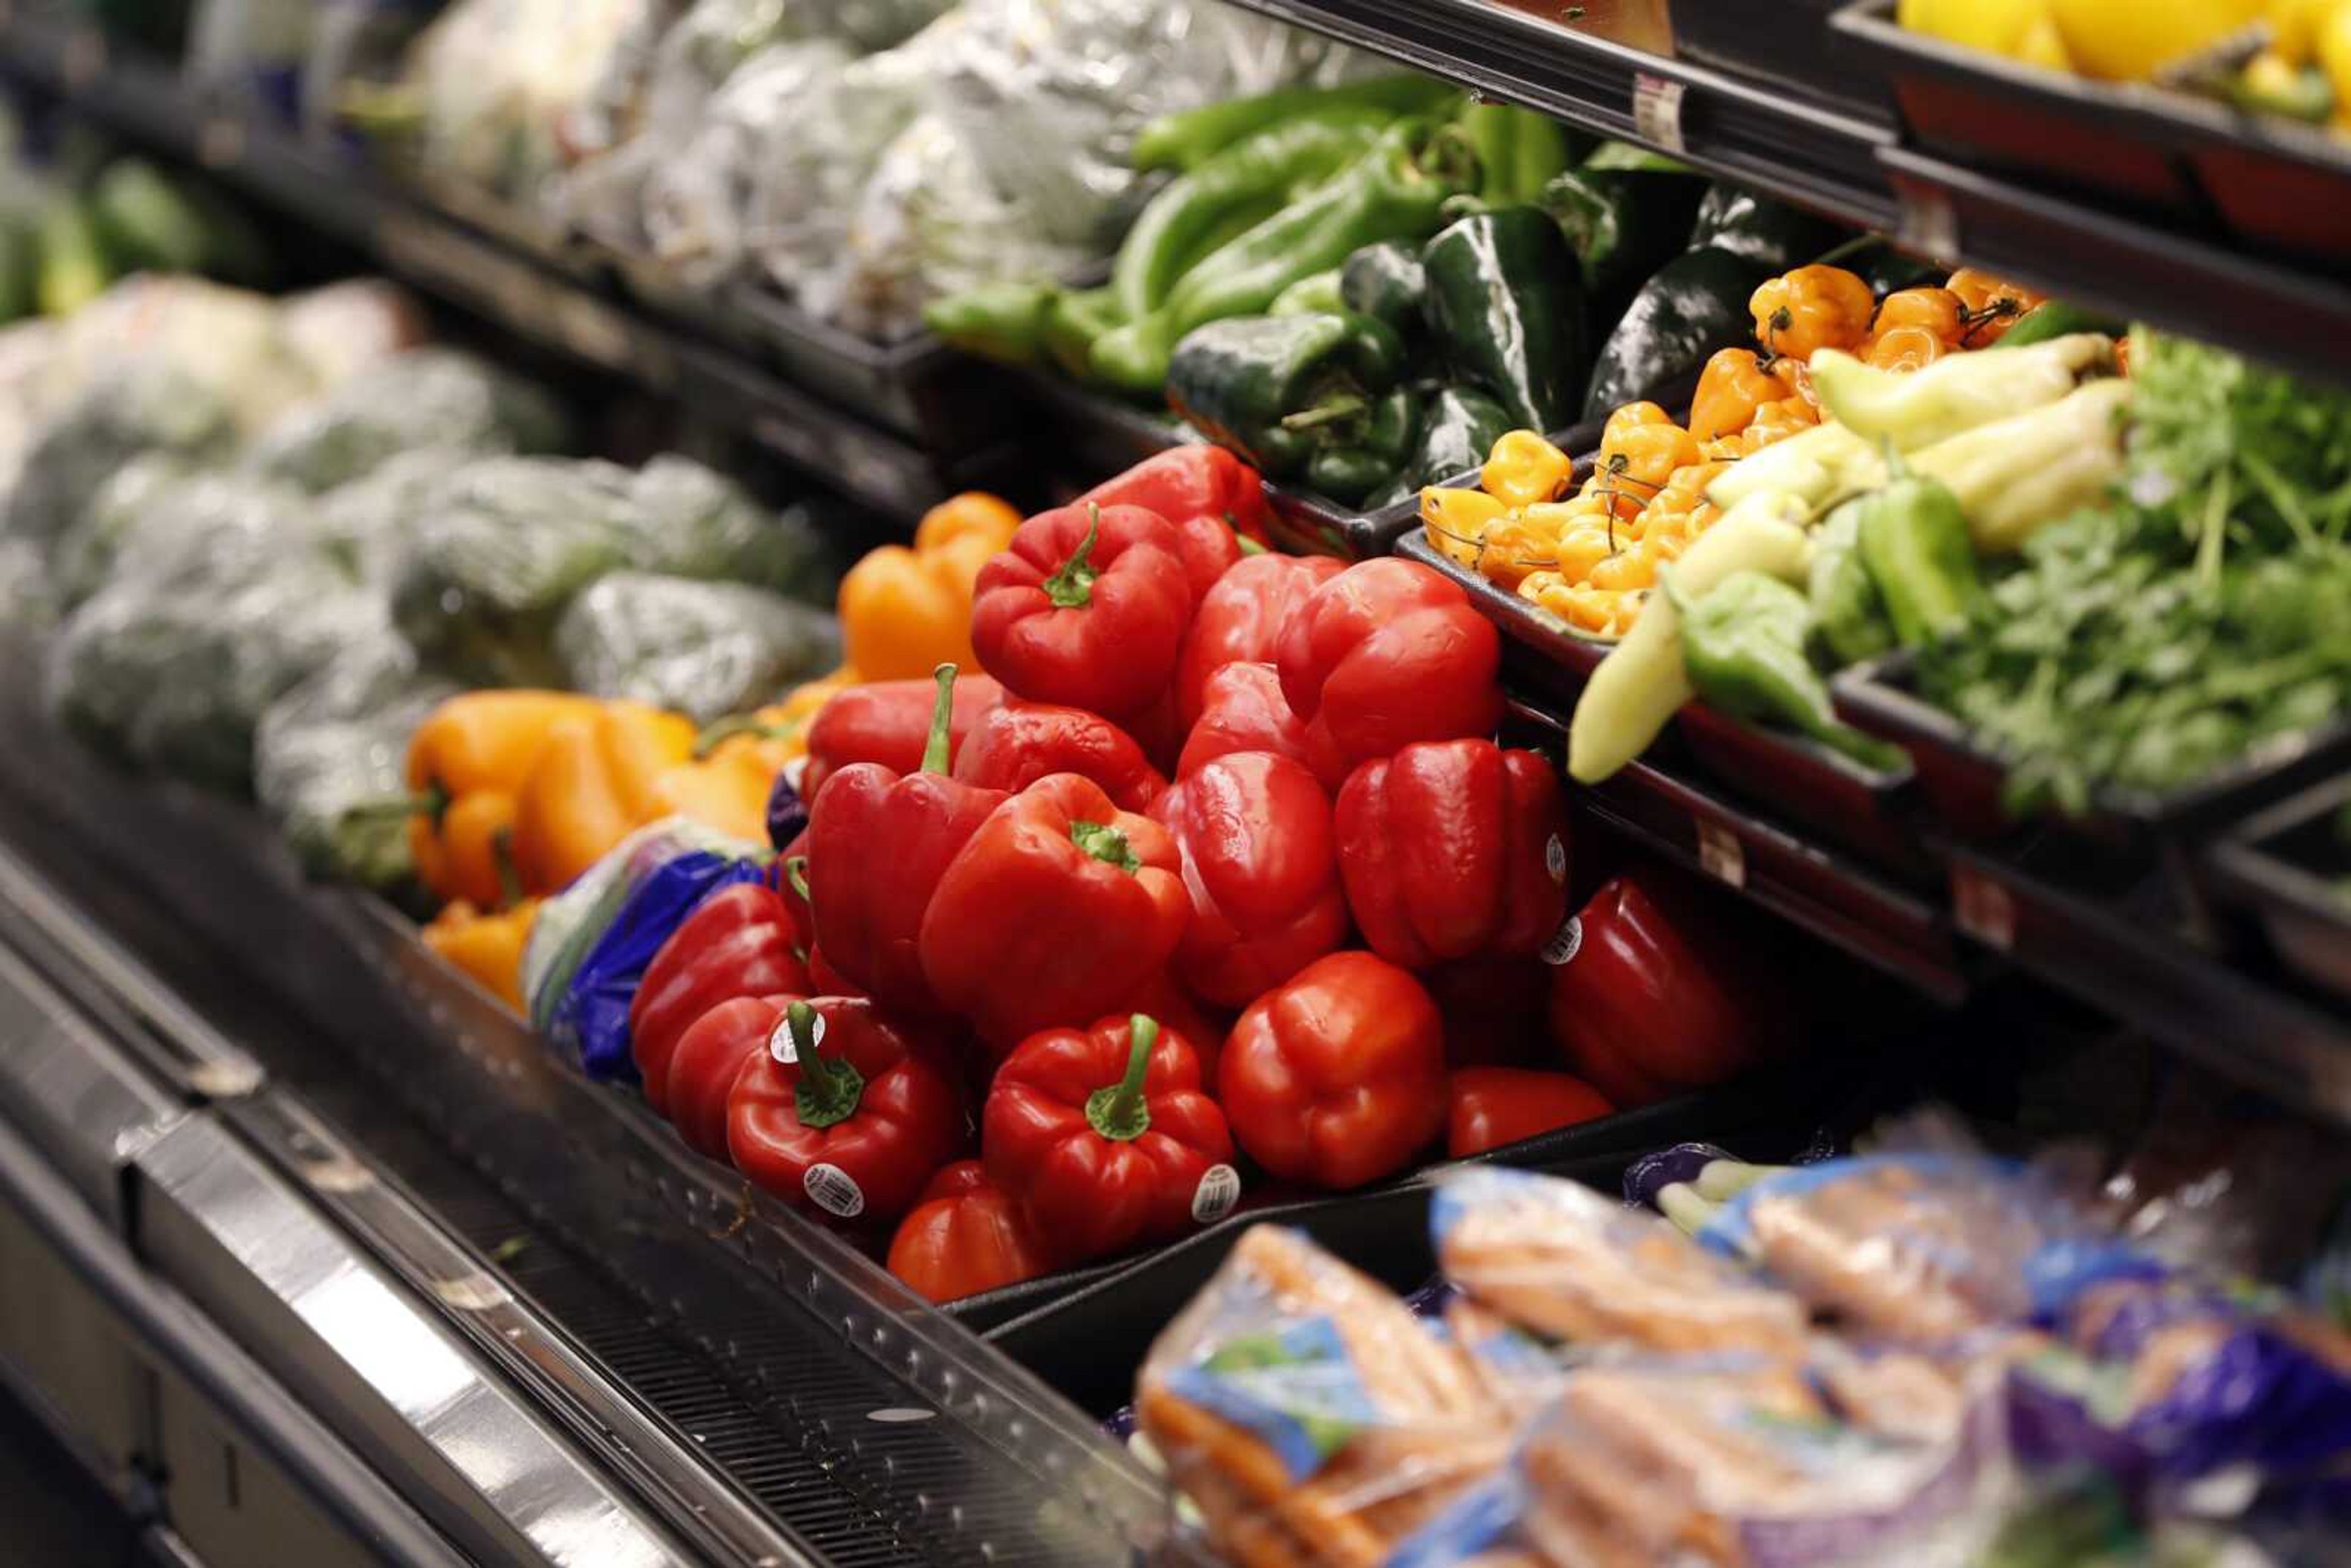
[1420,207,1588,433]
[1538,160,1706,310]
[1852,450,1989,648]
[1167,311,1413,505]
[1402,385,1515,492]
[1807,499,1897,668]
[1095,119,1475,395]
[1338,239,1427,354]
[1667,570,1905,771]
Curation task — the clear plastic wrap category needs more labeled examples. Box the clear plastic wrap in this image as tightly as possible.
[50,454,208,610]
[35,276,320,435]
[313,447,465,590]
[553,571,838,723]
[245,347,572,493]
[4,366,240,552]
[1433,1167,1812,1358]
[276,278,433,391]
[618,453,834,595]
[253,635,460,898]
[1134,1225,1513,1568]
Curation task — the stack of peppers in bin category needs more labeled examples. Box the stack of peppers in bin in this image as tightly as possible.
[470,445,1817,1308]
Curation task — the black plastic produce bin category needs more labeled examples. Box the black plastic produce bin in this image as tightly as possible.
[2205,773,2351,1004]
[1672,0,1899,126]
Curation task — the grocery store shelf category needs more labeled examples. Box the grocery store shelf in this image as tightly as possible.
[0,15,1010,525]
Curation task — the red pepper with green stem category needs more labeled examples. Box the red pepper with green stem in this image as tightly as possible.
[659,993,798,1160]
[918,773,1189,1056]
[1218,951,1447,1190]
[970,503,1194,721]
[1150,751,1349,1008]
[806,666,1007,1017]
[726,998,966,1226]
[951,700,1166,812]
[800,674,1003,805]
[887,1161,1059,1304]
[983,1013,1234,1262]
[1078,446,1274,595]
[1334,740,1570,969]
[1174,552,1344,729]
[629,883,809,1116]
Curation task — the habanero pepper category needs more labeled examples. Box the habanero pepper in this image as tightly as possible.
[629,881,809,1116]
[403,689,602,907]
[970,503,1194,722]
[918,773,1190,1055]
[799,672,1004,805]
[1335,739,1570,969]
[1219,951,1449,1190]
[727,997,966,1226]
[951,700,1166,812]
[1150,751,1349,1008]
[806,666,1007,1016]
[1176,661,1314,780]
[1447,1067,1613,1158]
[887,1161,1058,1305]
[984,1014,1236,1262]
[658,993,795,1161]
[1749,264,1874,364]
[1274,557,1504,786]
[1174,552,1344,728]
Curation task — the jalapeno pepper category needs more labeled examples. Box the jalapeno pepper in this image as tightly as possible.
[1806,500,1897,669]
[1851,451,1990,648]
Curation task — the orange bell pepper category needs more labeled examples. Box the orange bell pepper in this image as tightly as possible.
[836,492,1019,682]
[1689,348,1782,443]
[511,701,697,893]
[696,667,857,773]
[1947,269,2047,347]
[654,741,780,847]
[404,691,602,908]
[1749,265,1874,363]
[422,898,539,1010]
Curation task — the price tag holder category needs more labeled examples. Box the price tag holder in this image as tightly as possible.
[1694,819,1745,890]
[1950,863,2016,952]
[1895,185,1961,264]
[1631,73,1689,157]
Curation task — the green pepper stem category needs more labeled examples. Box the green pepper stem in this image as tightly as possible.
[1807,233,1879,270]
[491,825,522,909]
[920,664,958,775]
[784,854,811,904]
[1041,508,1103,610]
[1070,819,1142,874]
[342,783,448,823]
[1084,1015,1157,1142]
[789,1002,864,1130]
[1280,394,1368,432]
[694,713,795,759]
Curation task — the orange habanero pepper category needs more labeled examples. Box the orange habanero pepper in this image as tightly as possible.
[1689,348,1783,443]
[1749,266,1874,363]
[1947,269,2047,347]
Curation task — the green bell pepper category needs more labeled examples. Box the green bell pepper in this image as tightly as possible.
[1338,239,1427,354]
[1270,268,1346,317]
[1668,569,1905,771]
[1095,119,1476,396]
[1111,113,1385,323]
[1420,206,1588,434]
[1168,310,1412,505]
[1852,452,1989,648]
[1807,498,1897,668]
[1455,103,1581,207]
[1131,76,1463,173]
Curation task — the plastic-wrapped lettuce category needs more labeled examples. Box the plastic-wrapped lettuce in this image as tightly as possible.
[0,536,51,633]
[254,634,460,901]
[4,366,241,552]
[36,275,320,437]
[51,454,213,609]
[554,571,839,722]
[391,456,640,686]
[313,447,461,590]
[246,347,572,492]
[619,454,834,596]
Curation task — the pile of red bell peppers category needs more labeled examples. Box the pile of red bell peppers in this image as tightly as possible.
[610,447,1807,1304]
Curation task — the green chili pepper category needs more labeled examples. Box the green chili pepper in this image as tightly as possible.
[1111,113,1385,323]
[1270,268,1346,317]
[921,281,1055,367]
[1420,206,1588,434]
[1667,569,1905,771]
[1041,286,1125,382]
[1168,310,1410,503]
[1455,102,1581,207]
[1853,448,1989,648]
[1338,239,1427,355]
[1807,498,1897,668]
[1131,76,1464,173]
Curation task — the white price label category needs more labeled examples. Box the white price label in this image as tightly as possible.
[1695,820,1746,889]
[767,1008,823,1063]
[1632,73,1688,156]
[1951,865,2016,952]
[1541,915,1584,967]
[804,1161,865,1219]
[1895,186,1960,263]
[1544,833,1569,885]
[1191,1165,1242,1225]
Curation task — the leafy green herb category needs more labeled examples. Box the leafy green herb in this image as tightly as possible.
[1916,331,2351,816]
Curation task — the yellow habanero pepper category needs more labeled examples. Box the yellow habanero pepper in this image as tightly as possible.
[1689,348,1785,443]
[510,701,699,895]
[836,492,1019,682]
[422,898,539,1011]
[1420,486,1510,571]
[1749,266,1875,364]
[1480,430,1573,508]
[404,690,602,909]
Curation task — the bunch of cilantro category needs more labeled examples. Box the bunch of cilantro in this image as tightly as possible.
[1917,330,2351,816]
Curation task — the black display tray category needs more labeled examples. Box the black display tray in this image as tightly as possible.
[2206,774,2351,1005]
[1673,0,1898,127]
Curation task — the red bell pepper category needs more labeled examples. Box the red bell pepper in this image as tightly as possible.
[983,1013,1235,1262]
[1218,951,1447,1190]
[806,666,1007,1016]
[727,997,966,1225]
[951,700,1167,812]
[775,829,812,951]
[801,674,1003,804]
[1446,1067,1613,1158]
[660,992,797,1159]
[1173,553,1344,728]
[1275,558,1504,782]
[1176,661,1313,781]
[1123,969,1231,1086]
[970,503,1194,721]
[1149,751,1348,1008]
[919,773,1190,1053]
[1423,953,1550,1068]
[630,882,809,1115]
[886,1161,1058,1304]
[1079,446,1273,552]
[1334,740,1570,969]
[1547,866,1804,1108]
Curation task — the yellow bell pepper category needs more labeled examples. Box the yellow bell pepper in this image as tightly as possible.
[2049,0,2264,80]
[2322,1,2351,120]
[836,492,1018,682]
[696,667,858,772]
[422,898,539,1011]
[1900,0,2057,55]
[510,702,698,894]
